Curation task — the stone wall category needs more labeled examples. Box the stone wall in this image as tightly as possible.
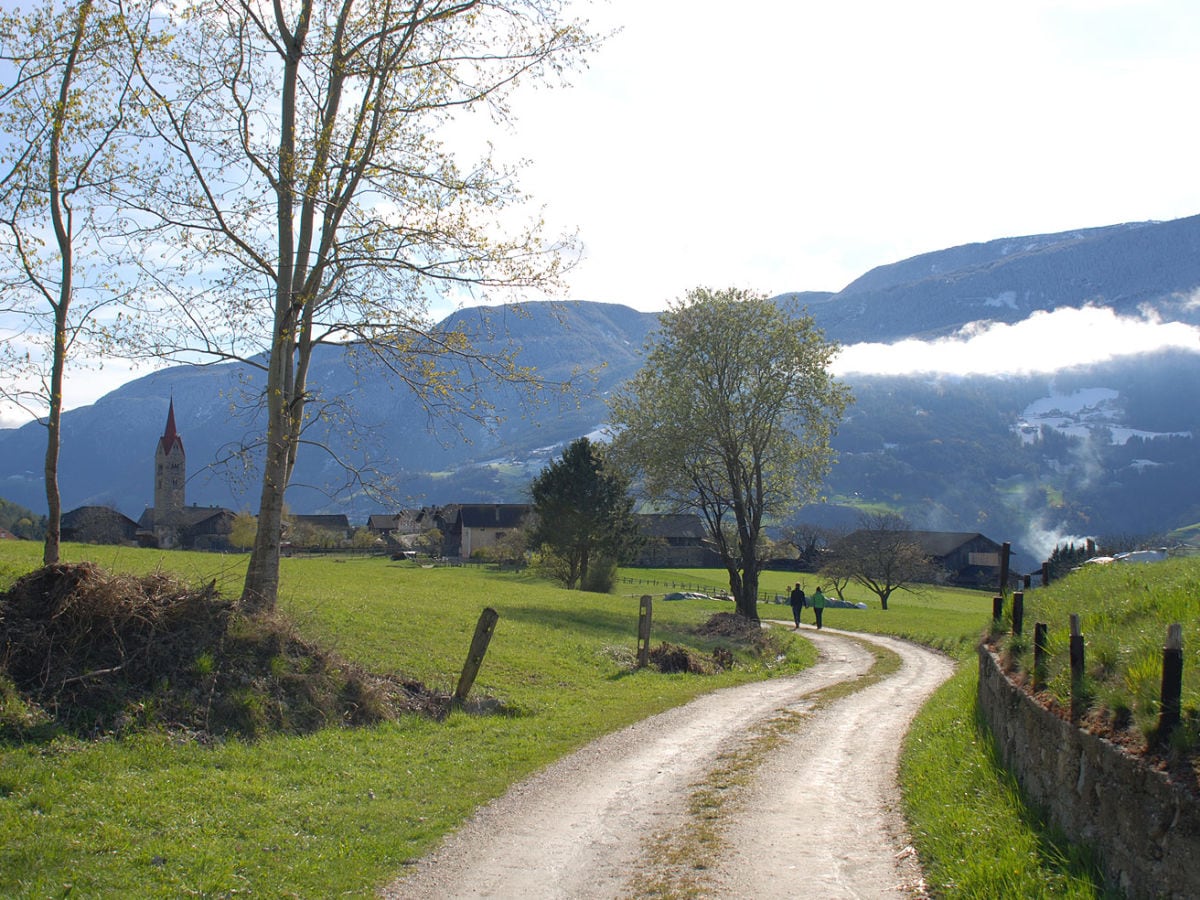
[976,646,1200,899]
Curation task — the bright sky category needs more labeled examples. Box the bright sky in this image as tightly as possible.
[504,0,1200,308]
[4,0,1200,428]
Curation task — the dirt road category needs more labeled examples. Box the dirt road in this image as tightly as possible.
[381,625,955,899]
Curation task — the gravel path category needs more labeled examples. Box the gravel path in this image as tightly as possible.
[381,624,954,899]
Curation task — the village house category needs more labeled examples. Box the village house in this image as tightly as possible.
[61,506,140,545]
[837,529,1006,587]
[289,514,352,543]
[632,513,720,568]
[448,504,531,558]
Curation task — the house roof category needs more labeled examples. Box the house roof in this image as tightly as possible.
[293,514,350,532]
[138,506,235,530]
[368,509,440,532]
[636,513,707,540]
[845,530,999,559]
[62,505,140,529]
[457,504,531,529]
[902,531,1000,557]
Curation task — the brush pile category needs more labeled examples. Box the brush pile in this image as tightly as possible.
[0,562,441,741]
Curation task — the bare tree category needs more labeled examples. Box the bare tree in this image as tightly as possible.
[780,522,845,572]
[815,541,856,601]
[829,512,935,610]
[0,0,157,564]
[124,0,596,610]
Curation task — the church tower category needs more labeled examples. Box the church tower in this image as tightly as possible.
[154,399,186,515]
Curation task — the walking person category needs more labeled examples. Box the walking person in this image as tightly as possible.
[788,583,806,629]
[811,585,828,630]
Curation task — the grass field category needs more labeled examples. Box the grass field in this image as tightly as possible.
[1,542,1114,897]
[1,543,811,897]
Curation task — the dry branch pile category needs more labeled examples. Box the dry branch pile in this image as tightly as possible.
[0,563,441,741]
[647,612,777,674]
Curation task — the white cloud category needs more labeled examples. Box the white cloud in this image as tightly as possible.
[831,306,1200,377]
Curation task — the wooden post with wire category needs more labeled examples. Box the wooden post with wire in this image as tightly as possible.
[1158,623,1184,744]
[454,607,499,705]
[637,595,653,668]
[998,541,1011,594]
[1069,614,1086,721]
[1033,622,1048,691]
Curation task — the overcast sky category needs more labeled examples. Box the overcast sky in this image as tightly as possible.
[5,0,1200,428]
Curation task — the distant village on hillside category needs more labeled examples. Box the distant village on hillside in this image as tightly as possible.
[39,402,1017,587]
[53,401,720,569]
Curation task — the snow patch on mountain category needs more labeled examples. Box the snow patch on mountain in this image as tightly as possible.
[983,290,1019,309]
[1017,387,1192,445]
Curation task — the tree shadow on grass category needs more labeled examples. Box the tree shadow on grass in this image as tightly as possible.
[499,603,639,643]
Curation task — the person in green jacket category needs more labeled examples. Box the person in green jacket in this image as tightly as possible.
[810,585,828,630]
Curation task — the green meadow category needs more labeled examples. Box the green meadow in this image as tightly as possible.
[0,542,1123,897]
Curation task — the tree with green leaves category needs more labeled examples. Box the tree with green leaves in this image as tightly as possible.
[609,287,851,621]
[529,436,641,591]
[228,512,258,551]
[0,0,157,564]
[123,0,597,611]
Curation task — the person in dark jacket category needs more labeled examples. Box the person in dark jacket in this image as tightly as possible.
[788,583,806,629]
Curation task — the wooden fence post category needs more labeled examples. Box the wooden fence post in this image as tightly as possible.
[1069,613,1085,721]
[992,595,1004,623]
[1041,562,1050,588]
[1012,591,1024,636]
[637,595,653,669]
[1033,622,1048,691]
[999,541,1011,593]
[454,607,499,705]
[1158,623,1184,744]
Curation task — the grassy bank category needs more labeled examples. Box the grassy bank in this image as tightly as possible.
[900,665,1107,897]
[991,557,1200,750]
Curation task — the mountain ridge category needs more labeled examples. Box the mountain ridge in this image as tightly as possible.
[4,214,1200,570]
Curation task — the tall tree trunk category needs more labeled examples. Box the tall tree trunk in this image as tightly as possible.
[240,7,310,612]
[42,326,64,566]
[241,384,290,611]
[737,567,759,621]
[41,0,90,567]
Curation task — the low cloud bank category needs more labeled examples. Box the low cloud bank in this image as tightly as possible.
[831,305,1200,378]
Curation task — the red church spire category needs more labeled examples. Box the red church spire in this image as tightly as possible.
[159,399,184,455]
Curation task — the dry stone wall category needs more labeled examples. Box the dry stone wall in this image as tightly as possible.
[976,646,1200,899]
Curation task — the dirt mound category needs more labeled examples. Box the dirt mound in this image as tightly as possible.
[645,612,775,674]
[697,611,762,639]
[648,642,729,674]
[0,563,445,741]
